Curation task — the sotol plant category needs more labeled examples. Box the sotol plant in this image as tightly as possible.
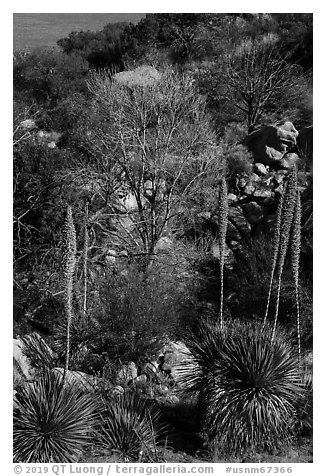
[175,320,303,456]
[13,369,96,463]
[98,392,167,462]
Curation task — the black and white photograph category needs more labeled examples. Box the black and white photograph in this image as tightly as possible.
[11,4,315,470]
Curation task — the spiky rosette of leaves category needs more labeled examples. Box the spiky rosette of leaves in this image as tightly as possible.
[175,320,303,456]
[13,370,96,463]
[51,316,95,369]
[98,392,167,462]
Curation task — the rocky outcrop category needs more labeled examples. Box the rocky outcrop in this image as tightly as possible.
[193,163,311,271]
[244,122,299,167]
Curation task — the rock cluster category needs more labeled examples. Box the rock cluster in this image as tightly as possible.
[195,163,311,267]
[244,121,299,167]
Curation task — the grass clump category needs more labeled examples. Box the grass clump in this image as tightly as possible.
[13,369,96,463]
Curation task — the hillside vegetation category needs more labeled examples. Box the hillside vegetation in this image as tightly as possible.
[13,13,312,464]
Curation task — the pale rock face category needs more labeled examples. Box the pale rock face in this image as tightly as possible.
[161,341,191,380]
[13,338,34,384]
[114,66,160,88]
[121,192,138,211]
[254,163,268,175]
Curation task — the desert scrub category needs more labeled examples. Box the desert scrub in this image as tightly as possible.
[175,319,303,457]
[97,391,167,462]
[13,369,96,463]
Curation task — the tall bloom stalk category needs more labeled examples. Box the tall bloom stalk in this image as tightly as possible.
[217,176,228,327]
[264,165,302,352]
[83,202,89,318]
[63,206,77,384]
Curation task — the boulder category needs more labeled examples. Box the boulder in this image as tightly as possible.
[120,192,138,212]
[228,240,242,252]
[280,152,300,169]
[242,202,264,225]
[252,188,272,199]
[161,341,191,379]
[142,361,159,379]
[228,207,251,236]
[51,368,95,391]
[251,173,261,182]
[111,385,125,396]
[105,250,117,265]
[227,193,238,203]
[274,184,284,195]
[244,122,298,166]
[226,222,242,242]
[273,172,286,185]
[244,184,256,195]
[135,374,148,385]
[13,338,34,385]
[116,361,138,384]
[254,163,268,175]
[114,66,160,88]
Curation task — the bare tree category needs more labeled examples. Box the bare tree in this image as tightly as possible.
[215,41,305,132]
[86,68,219,268]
